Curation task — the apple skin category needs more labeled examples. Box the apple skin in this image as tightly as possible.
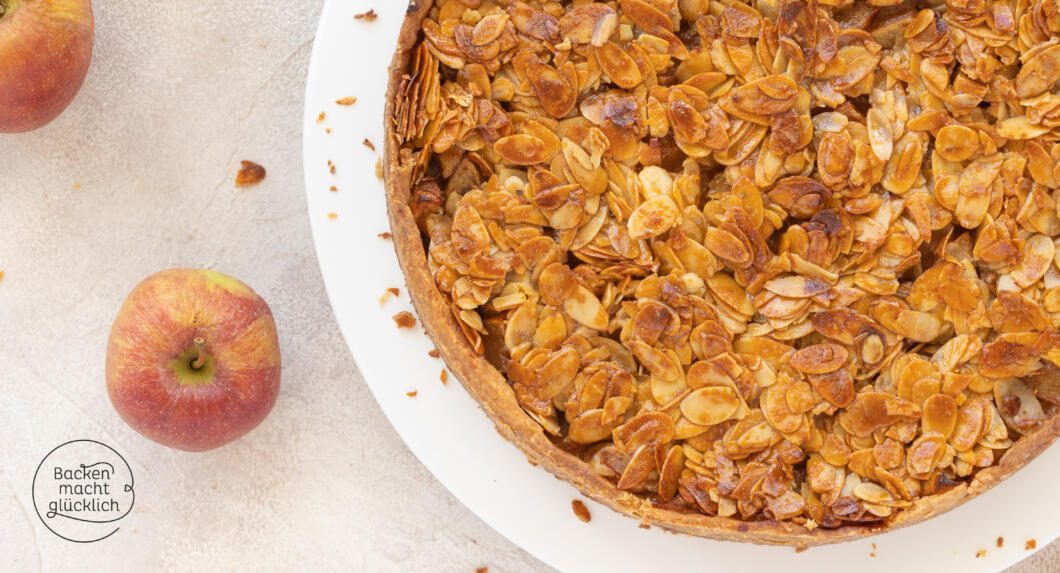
[0,0,94,133]
[106,269,281,452]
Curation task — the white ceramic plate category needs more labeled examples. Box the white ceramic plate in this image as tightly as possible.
[303,2,1060,571]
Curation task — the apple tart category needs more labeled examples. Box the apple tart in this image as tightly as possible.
[383,0,1060,545]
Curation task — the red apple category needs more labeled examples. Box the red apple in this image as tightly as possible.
[106,269,281,452]
[0,0,94,133]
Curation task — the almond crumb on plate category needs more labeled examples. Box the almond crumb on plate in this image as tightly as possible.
[392,311,416,329]
[329,185,338,192]
[354,9,377,21]
[335,96,357,106]
[1026,539,1037,550]
[374,158,384,180]
[997,536,1004,548]
[440,369,448,385]
[571,499,591,523]
[363,138,376,151]
[428,349,440,359]
[475,568,488,573]
[316,111,326,122]
[327,212,338,221]
[387,287,400,296]
[377,232,392,240]
[406,390,417,397]
[975,549,987,558]
[234,161,266,186]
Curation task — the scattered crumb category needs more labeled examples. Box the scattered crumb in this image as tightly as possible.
[326,128,332,134]
[336,96,358,106]
[475,568,488,573]
[327,159,336,175]
[378,232,393,240]
[73,182,81,190]
[327,212,339,221]
[363,138,376,151]
[406,390,418,397]
[375,158,384,180]
[1026,539,1037,550]
[428,349,440,359]
[571,499,591,523]
[235,160,267,186]
[975,549,987,558]
[317,111,326,123]
[794,545,808,554]
[440,369,448,385]
[0,271,5,283]
[354,9,378,21]
[869,542,877,557]
[393,311,416,329]
[330,185,338,192]
[997,536,1004,548]
[379,288,401,305]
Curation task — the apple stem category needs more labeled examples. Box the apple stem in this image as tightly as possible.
[190,337,207,370]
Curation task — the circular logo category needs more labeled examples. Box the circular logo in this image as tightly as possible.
[32,440,135,543]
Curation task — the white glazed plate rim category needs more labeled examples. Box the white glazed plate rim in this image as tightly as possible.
[302,2,1060,571]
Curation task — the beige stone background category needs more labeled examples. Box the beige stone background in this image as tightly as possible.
[0,1,1053,571]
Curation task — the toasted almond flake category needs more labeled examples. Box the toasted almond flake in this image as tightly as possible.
[392,311,416,329]
[571,499,592,522]
[235,161,266,186]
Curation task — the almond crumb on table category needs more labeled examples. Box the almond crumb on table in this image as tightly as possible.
[353,9,377,21]
[571,499,591,523]
[392,311,416,329]
[474,568,488,573]
[234,160,266,187]
[335,96,357,106]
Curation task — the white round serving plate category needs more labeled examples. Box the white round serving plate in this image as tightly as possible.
[303,2,1060,571]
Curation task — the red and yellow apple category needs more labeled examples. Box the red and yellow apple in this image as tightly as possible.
[0,0,94,133]
[106,269,281,452]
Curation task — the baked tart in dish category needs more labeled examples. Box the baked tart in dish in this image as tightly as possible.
[383,0,1060,545]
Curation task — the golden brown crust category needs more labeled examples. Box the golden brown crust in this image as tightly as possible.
[383,0,1060,546]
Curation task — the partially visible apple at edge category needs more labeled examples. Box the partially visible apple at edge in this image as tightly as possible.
[0,0,94,133]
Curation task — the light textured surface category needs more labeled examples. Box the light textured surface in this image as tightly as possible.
[0,1,1052,571]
